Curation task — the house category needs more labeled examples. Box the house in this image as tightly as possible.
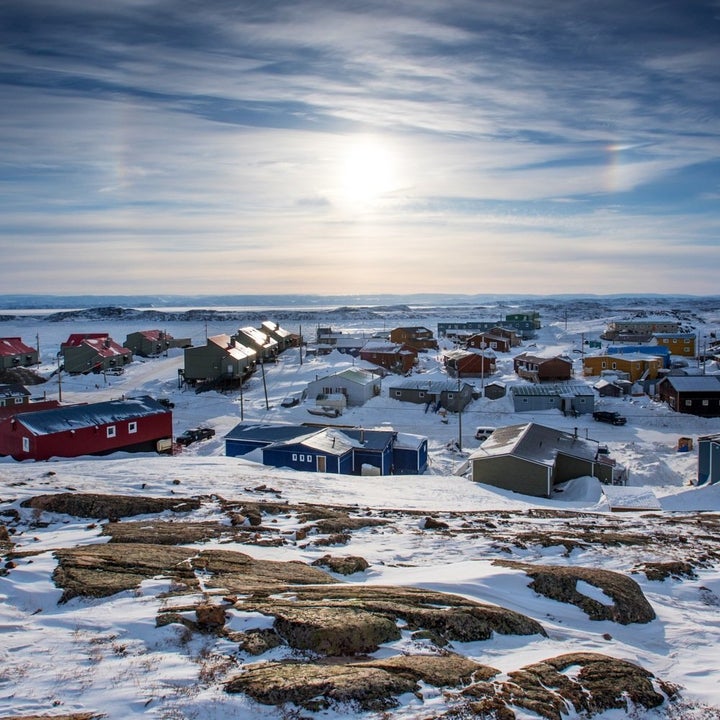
[514,353,573,382]
[123,330,191,357]
[312,327,369,356]
[437,312,540,340]
[486,326,522,347]
[306,368,381,407]
[443,349,496,378]
[468,422,619,498]
[651,333,696,358]
[260,321,295,352]
[233,327,278,361]
[583,353,663,382]
[601,317,681,342]
[593,378,632,397]
[466,332,511,353]
[483,380,507,400]
[0,383,31,410]
[388,326,438,351]
[359,341,418,374]
[60,334,132,374]
[224,422,427,475]
[656,375,720,417]
[697,433,720,485]
[0,396,173,461]
[510,383,595,415]
[389,379,474,413]
[0,337,38,369]
[182,334,257,385]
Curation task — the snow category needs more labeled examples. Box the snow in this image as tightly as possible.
[1,299,720,719]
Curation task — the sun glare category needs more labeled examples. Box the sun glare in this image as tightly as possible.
[337,136,399,207]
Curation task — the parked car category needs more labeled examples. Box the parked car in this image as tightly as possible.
[592,411,627,425]
[281,390,305,408]
[475,426,497,441]
[176,427,216,446]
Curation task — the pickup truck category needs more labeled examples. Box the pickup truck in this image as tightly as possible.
[176,427,216,446]
[592,411,627,426]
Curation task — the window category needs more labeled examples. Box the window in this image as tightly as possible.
[299,454,305,461]
[128,421,137,434]
[394,390,401,397]
[702,399,709,406]
[107,425,117,438]
[22,437,29,452]
[419,392,425,398]
[14,397,23,404]
[685,399,692,407]
[307,455,312,463]
[292,453,297,461]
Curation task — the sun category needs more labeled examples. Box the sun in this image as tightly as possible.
[337,136,399,207]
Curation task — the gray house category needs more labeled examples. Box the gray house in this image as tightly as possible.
[182,334,257,385]
[233,326,278,361]
[306,368,381,406]
[123,330,191,357]
[260,321,295,352]
[469,422,618,498]
[389,379,474,412]
[510,383,595,415]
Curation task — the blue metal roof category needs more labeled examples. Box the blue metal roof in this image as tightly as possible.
[17,396,168,435]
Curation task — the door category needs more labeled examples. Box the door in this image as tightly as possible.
[317,455,326,472]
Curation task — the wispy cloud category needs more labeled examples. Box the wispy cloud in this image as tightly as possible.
[1,0,718,294]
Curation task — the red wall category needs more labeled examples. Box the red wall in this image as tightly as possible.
[0,412,172,461]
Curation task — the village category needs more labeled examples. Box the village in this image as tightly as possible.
[1,306,719,500]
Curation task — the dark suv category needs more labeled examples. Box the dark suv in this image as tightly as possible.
[592,411,627,426]
[176,427,216,446]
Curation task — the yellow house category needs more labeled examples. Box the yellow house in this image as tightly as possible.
[583,354,663,382]
[652,333,696,357]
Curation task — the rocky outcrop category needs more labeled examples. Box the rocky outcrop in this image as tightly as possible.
[311,553,369,575]
[497,560,656,624]
[22,492,200,519]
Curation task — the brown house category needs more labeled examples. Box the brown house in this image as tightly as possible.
[656,375,720,417]
[389,326,438,351]
[487,326,522,347]
[466,332,511,353]
[443,349,496,378]
[514,353,573,382]
[359,341,418,374]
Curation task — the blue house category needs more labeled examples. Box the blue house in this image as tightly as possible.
[224,422,427,475]
[393,433,429,474]
[607,345,670,368]
[263,428,357,474]
[697,433,720,485]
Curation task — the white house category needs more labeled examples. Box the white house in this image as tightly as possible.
[305,368,382,407]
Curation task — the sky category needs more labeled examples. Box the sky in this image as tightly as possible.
[1,0,719,297]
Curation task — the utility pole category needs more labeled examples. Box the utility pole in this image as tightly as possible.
[299,324,303,366]
[457,374,463,451]
[239,377,244,421]
[261,357,269,410]
[57,353,63,403]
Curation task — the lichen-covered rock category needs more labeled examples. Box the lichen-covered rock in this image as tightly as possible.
[272,606,400,654]
[497,560,656,624]
[311,553,369,575]
[499,652,666,720]
[637,561,697,581]
[225,661,417,711]
[360,653,499,687]
[22,492,200,519]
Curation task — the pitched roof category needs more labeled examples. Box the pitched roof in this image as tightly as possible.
[15,396,168,435]
[469,422,598,465]
[0,383,31,399]
[659,375,720,392]
[0,337,35,356]
[510,383,593,397]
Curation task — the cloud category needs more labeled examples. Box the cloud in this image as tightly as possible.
[0,0,718,295]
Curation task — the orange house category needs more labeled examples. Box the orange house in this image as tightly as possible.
[652,333,696,357]
[583,354,663,382]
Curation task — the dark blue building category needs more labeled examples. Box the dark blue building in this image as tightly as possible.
[224,422,427,475]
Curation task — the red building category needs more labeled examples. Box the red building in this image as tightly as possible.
[443,349,496,378]
[359,341,418,374]
[0,337,38,369]
[466,332,511,353]
[0,396,172,461]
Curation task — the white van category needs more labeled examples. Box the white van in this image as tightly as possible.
[475,426,496,442]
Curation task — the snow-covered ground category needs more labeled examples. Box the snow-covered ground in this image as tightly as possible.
[1,299,719,719]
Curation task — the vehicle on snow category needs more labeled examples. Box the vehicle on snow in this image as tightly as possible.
[592,411,627,425]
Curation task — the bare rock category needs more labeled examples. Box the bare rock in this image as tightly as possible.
[225,661,417,711]
[497,560,656,624]
[311,554,369,575]
[22,492,200,519]
[273,606,401,654]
